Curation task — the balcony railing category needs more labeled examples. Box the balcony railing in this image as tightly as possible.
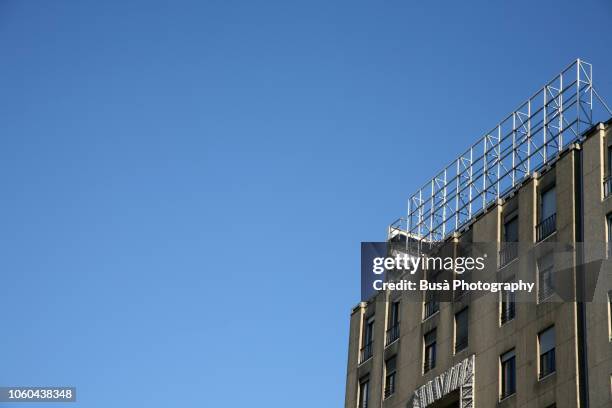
[539,349,556,378]
[423,357,435,373]
[499,243,518,268]
[383,383,395,399]
[424,299,439,319]
[604,176,612,198]
[536,213,556,242]
[359,342,373,364]
[383,373,395,399]
[501,301,516,324]
[385,323,400,346]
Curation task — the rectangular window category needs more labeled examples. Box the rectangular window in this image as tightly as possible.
[455,308,469,353]
[386,301,400,345]
[423,329,436,373]
[539,326,556,378]
[606,146,612,197]
[541,187,556,220]
[360,317,374,363]
[500,280,516,324]
[424,272,440,319]
[359,378,369,408]
[504,216,519,242]
[607,214,612,258]
[384,356,397,399]
[500,349,516,399]
[500,216,519,267]
[537,186,556,241]
[609,291,612,340]
[538,253,555,302]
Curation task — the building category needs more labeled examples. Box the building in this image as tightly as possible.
[344,60,612,408]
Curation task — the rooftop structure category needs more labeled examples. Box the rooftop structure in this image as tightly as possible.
[391,59,612,247]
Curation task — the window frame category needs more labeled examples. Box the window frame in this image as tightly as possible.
[538,326,556,379]
[423,329,437,374]
[384,356,397,399]
[454,307,469,353]
[500,348,516,400]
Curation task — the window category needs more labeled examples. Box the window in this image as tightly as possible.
[359,378,369,408]
[538,253,555,302]
[386,300,400,345]
[360,317,374,363]
[455,308,469,353]
[384,356,397,399]
[609,291,612,340]
[539,326,556,379]
[424,272,440,319]
[500,216,519,267]
[500,349,516,399]
[423,329,436,373]
[607,214,612,258]
[537,187,556,241]
[605,146,612,197]
[500,280,516,324]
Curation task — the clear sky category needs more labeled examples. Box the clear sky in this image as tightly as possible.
[0,1,611,407]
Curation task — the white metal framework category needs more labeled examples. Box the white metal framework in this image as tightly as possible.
[392,59,612,246]
[412,354,475,408]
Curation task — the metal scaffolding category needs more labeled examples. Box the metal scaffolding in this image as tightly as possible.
[391,59,612,247]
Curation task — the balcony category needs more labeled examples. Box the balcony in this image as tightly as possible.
[424,299,439,320]
[498,243,518,268]
[501,301,516,324]
[359,342,373,364]
[383,384,395,399]
[536,213,556,242]
[385,323,400,346]
[604,176,612,198]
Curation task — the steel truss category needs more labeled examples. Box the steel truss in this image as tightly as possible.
[396,59,612,247]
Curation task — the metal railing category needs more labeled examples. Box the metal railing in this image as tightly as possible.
[536,213,556,242]
[604,175,612,198]
[389,60,612,249]
[359,342,373,364]
[499,243,518,268]
[424,299,439,319]
[385,324,400,346]
[383,384,395,399]
[501,301,516,324]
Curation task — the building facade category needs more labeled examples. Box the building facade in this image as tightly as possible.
[344,120,612,408]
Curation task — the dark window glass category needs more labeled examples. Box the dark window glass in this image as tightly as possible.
[504,216,519,242]
[541,187,556,220]
[607,214,612,258]
[539,326,556,378]
[360,317,374,363]
[500,349,516,399]
[501,280,516,324]
[384,356,396,399]
[424,329,436,373]
[359,379,369,408]
[455,308,468,352]
[538,253,555,302]
[424,272,439,319]
[386,301,400,345]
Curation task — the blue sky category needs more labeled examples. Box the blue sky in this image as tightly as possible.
[0,1,611,407]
